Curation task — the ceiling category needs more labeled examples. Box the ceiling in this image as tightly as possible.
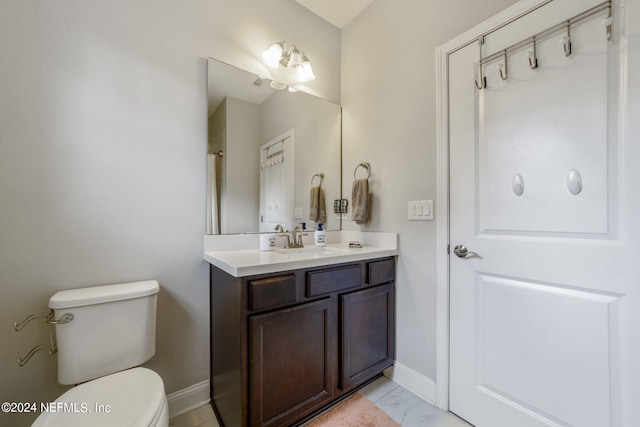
[294,0,375,28]
[208,59,275,116]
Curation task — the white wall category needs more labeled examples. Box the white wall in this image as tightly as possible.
[0,0,340,425]
[341,0,520,382]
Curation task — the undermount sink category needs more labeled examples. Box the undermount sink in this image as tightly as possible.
[274,246,352,255]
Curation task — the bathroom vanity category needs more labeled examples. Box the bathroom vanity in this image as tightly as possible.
[205,238,397,427]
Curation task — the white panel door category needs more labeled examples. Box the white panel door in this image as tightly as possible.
[259,131,294,232]
[448,1,639,426]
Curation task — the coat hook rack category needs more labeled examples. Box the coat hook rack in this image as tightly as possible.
[474,1,610,84]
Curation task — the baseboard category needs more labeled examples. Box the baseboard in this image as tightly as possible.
[383,361,437,405]
[165,364,434,418]
[166,379,211,418]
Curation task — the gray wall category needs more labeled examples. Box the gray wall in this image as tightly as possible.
[223,97,260,233]
[260,91,342,232]
[0,0,535,424]
[341,0,520,381]
[0,0,340,425]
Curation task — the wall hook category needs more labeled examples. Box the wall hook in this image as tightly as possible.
[526,37,539,69]
[496,51,508,80]
[602,15,613,41]
[474,37,486,90]
[561,22,572,57]
[475,64,486,89]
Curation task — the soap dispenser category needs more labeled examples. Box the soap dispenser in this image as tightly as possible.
[314,224,326,247]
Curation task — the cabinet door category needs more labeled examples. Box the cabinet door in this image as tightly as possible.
[249,298,334,427]
[341,283,394,390]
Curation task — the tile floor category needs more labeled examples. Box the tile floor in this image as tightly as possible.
[169,376,472,427]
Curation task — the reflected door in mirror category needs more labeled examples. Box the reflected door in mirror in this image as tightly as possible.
[260,131,293,232]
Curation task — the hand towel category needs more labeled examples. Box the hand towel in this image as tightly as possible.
[351,179,369,224]
[309,186,327,224]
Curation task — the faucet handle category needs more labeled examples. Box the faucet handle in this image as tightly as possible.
[296,233,308,247]
[278,233,291,248]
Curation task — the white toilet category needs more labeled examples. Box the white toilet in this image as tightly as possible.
[33,280,169,427]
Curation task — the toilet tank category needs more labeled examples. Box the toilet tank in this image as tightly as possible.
[49,280,159,385]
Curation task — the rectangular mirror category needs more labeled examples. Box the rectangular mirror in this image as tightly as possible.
[207,58,342,235]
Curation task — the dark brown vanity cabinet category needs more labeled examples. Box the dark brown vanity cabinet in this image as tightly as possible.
[209,257,395,427]
[249,298,334,427]
[341,282,394,390]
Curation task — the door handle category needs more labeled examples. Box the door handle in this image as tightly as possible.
[453,245,478,258]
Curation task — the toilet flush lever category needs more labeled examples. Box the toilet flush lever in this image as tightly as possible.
[48,313,74,325]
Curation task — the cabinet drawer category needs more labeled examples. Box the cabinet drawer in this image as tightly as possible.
[249,274,297,311]
[367,259,395,286]
[306,265,361,297]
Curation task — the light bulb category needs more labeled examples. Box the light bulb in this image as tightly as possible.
[297,56,315,82]
[288,47,303,68]
[262,42,284,68]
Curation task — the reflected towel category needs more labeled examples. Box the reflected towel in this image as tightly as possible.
[309,186,327,224]
[351,179,369,224]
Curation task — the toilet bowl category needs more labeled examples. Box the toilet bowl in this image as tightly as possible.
[33,368,168,427]
[32,280,169,427]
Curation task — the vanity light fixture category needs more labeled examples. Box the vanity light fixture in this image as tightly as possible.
[270,80,287,90]
[269,80,300,92]
[262,41,316,82]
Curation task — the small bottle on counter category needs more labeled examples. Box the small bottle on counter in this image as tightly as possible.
[314,224,326,247]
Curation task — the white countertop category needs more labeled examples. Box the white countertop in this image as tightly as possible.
[204,232,398,277]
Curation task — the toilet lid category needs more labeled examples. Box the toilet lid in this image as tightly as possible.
[32,367,166,427]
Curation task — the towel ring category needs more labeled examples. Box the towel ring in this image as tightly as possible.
[311,173,324,186]
[354,162,371,180]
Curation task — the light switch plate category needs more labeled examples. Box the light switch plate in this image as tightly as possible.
[408,200,434,221]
